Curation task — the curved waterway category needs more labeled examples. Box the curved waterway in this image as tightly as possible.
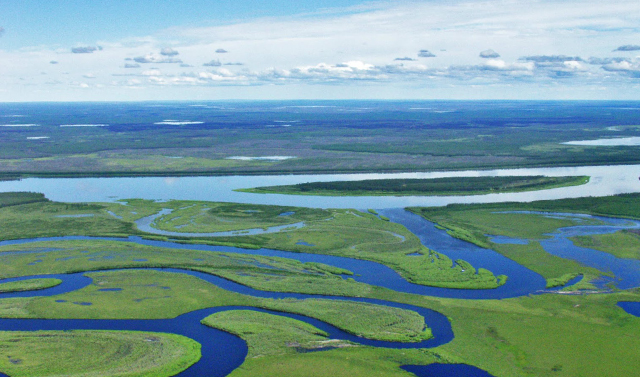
[1,165,640,377]
[485,212,640,290]
[0,233,545,300]
[0,267,454,377]
[0,164,639,208]
[135,209,306,237]
[1,210,639,376]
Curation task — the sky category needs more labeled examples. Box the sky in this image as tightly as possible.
[1,0,639,101]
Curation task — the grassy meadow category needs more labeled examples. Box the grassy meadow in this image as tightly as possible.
[0,192,639,376]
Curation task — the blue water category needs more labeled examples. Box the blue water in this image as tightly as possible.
[380,209,548,298]
[1,164,640,208]
[0,206,638,375]
[0,234,545,300]
[522,213,640,289]
[402,364,496,377]
[0,267,454,377]
[489,235,529,245]
[618,302,640,317]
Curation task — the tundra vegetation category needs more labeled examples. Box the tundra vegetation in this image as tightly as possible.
[2,102,640,178]
[0,192,639,376]
[238,175,590,196]
[409,193,640,289]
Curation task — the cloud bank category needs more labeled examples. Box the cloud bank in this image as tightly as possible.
[3,0,640,100]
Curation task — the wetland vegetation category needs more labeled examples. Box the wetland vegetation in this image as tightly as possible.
[0,191,638,376]
[239,176,589,196]
[410,193,640,289]
[0,172,639,375]
[2,101,640,178]
[0,330,201,377]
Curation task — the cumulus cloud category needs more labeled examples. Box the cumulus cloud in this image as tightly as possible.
[133,54,182,64]
[479,59,534,72]
[479,49,500,59]
[203,59,222,67]
[71,46,99,54]
[160,47,179,56]
[587,57,628,65]
[224,62,244,66]
[601,59,640,78]
[180,63,194,68]
[614,45,640,52]
[418,50,436,58]
[216,49,228,53]
[142,69,162,76]
[394,57,417,61]
[124,63,141,68]
[513,55,586,78]
[83,73,96,79]
[520,55,583,63]
[50,60,59,65]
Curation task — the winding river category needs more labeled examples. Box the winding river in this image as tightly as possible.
[1,167,640,376]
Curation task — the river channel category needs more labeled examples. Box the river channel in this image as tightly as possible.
[0,164,639,208]
[1,167,640,376]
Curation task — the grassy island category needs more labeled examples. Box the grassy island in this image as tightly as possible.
[238,175,590,196]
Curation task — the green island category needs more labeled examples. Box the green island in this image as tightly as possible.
[409,193,640,289]
[0,191,639,377]
[571,230,640,260]
[0,330,201,377]
[238,175,590,196]
[0,195,505,290]
[0,279,62,294]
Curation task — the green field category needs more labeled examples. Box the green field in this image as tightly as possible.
[1,192,640,376]
[239,176,589,196]
[0,195,505,290]
[2,102,640,178]
[409,193,640,288]
[0,331,201,377]
[0,278,62,293]
[571,230,640,260]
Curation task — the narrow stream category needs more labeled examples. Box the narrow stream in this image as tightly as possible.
[1,210,639,377]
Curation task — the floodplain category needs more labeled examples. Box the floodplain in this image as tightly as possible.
[1,101,640,377]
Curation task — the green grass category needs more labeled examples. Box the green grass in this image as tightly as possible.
[238,176,590,196]
[3,193,640,376]
[0,278,62,293]
[254,298,432,343]
[0,239,372,298]
[363,285,640,377]
[202,310,340,358]
[227,347,449,377]
[408,201,626,286]
[0,197,504,290]
[0,201,141,241]
[0,330,201,377]
[0,192,49,208]
[21,270,251,320]
[149,201,329,233]
[571,230,640,260]
[0,268,434,344]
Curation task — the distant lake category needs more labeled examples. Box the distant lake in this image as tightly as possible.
[562,137,640,146]
[0,164,639,209]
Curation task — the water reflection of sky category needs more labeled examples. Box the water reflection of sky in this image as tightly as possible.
[1,164,639,209]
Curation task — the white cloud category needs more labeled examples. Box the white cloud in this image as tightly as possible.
[2,0,640,100]
[134,53,182,64]
[160,47,179,56]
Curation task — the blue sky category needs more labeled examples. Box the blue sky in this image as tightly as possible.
[1,0,639,101]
